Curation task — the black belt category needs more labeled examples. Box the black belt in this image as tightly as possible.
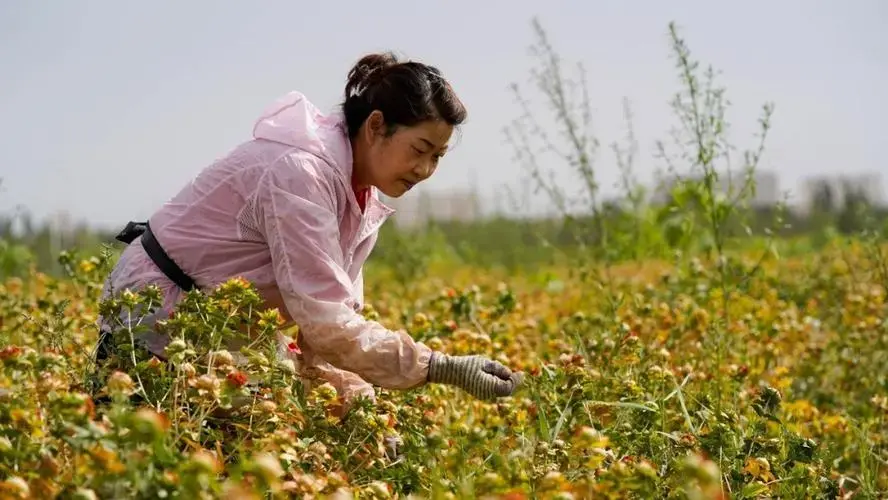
[114,221,197,292]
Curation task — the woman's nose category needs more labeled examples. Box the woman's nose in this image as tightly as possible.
[415,161,435,179]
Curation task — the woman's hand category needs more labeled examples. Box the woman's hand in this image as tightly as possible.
[427,352,523,400]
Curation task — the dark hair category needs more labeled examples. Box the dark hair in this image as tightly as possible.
[342,51,467,139]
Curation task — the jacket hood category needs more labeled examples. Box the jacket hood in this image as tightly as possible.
[252,91,353,179]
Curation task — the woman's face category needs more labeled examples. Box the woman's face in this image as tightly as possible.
[356,110,454,198]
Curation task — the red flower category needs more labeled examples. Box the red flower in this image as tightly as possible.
[226,371,248,388]
[0,346,22,360]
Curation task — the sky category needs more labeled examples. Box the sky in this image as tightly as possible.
[1,0,886,231]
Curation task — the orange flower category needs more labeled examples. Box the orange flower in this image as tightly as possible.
[226,370,248,388]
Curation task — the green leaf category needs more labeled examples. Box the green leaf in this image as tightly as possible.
[664,217,687,249]
[739,481,770,498]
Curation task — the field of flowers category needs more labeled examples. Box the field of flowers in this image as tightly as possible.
[0,238,887,499]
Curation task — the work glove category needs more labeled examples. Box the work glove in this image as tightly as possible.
[383,433,403,462]
[427,352,523,401]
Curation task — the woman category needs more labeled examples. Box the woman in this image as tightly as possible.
[94,52,523,409]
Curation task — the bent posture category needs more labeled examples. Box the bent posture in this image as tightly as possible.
[94,52,523,407]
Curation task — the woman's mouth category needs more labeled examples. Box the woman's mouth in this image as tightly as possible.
[401,179,416,190]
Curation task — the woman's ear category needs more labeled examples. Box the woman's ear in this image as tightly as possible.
[365,110,386,139]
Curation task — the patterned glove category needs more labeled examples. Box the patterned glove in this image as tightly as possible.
[427,352,523,400]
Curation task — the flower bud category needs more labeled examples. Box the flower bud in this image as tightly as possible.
[106,371,136,397]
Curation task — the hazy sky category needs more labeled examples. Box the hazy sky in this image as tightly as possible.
[1,1,885,230]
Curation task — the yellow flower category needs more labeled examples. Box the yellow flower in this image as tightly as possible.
[743,457,775,482]
[78,259,96,274]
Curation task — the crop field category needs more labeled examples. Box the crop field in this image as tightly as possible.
[1,18,886,500]
[0,238,886,499]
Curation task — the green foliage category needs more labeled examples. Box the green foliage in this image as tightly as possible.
[2,237,888,497]
[0,240,33,280]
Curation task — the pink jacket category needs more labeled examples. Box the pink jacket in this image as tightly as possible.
[99,91,433,402]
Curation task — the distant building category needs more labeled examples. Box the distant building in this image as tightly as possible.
[799,172,885,213]
[650,169,780,207]
[380,188,483,228]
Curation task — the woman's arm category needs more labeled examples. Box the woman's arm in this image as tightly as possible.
[253,151,432,390]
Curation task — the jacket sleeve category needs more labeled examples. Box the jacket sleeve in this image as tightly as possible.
[276,331,377,405]
[353,269,365,311]
[253,152,432,390]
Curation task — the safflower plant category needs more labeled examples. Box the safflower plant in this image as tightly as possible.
[0,237,885,499]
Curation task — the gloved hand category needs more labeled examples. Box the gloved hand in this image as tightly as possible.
[427,352,523,400]
[383,433,403,462]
